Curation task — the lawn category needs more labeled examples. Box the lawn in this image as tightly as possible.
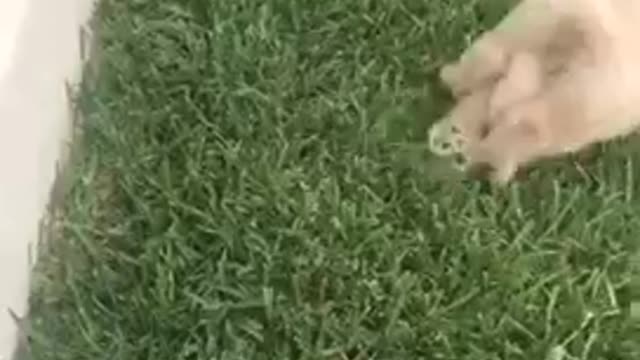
[29,0,640,359]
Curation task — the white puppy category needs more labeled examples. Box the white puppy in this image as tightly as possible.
[431,0,640,184]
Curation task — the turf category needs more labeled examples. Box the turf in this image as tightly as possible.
[29,0,640,359]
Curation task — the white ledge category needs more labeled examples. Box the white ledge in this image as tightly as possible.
[0,0,95,358]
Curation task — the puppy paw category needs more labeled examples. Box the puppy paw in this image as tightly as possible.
[428,120,467,156]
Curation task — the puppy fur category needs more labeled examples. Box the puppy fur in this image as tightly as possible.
[431,51,543,158]
[435,0,640,184]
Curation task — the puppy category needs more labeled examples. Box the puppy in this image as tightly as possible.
[463,0,640,183]
[431,0,575,160]
[440,0,565,97]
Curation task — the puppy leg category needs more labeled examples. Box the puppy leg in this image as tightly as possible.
[440,0,562,96]
[489,51,543,119]
[440,35,509,97]
[465,102,550,184]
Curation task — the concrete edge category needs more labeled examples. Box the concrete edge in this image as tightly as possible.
[11,3,102,359]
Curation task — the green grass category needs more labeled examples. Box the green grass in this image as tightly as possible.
[29,0,640,359]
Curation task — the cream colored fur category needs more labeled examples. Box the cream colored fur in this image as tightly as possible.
[430,0,640,184]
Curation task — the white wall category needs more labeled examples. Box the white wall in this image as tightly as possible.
[0,0,95,358]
